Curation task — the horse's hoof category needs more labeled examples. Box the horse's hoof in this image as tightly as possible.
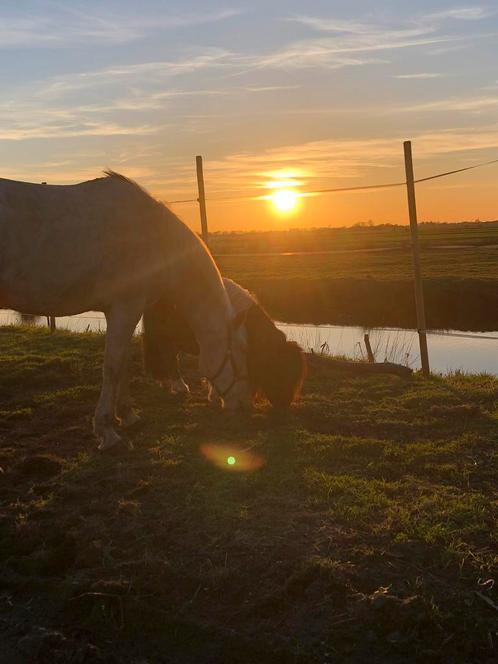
[119,409,140,429]
[97,428,122,452]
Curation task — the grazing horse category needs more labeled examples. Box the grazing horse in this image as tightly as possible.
[143,278,306,409]
[0,172,251,449]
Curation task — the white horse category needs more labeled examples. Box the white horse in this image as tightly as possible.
[0,171,251,449]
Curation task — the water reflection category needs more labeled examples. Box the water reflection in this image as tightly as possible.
[280,322,498,376]
[1,310,497,376]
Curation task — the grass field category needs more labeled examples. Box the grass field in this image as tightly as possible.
[1,327,497,663]
[210,220,498,255]
[209,222,498,330]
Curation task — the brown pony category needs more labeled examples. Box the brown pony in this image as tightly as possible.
[143,284,306,409]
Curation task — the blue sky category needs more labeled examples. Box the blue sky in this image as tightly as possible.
[1,1,497,229]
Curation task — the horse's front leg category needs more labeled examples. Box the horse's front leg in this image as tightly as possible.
[163,351,190,395]
[94,301,143,451]
[116,347,140,428]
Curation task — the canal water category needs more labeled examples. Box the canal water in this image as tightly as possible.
[1,310,497,376]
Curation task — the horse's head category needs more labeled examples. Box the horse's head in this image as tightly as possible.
[245,305,306,409]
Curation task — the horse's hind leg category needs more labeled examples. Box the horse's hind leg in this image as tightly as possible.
[94,300,143,451]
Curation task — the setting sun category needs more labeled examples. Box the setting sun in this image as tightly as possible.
[271,189,299,213]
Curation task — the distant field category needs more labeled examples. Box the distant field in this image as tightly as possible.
[1,327,497,662]
[209,222,498,330]
[210,220,498,255]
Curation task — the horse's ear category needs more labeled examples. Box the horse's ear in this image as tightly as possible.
[232,309,248,330]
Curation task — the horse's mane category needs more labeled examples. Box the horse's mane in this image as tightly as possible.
[103,170,156,201]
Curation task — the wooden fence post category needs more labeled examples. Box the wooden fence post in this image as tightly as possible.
[195,155,209,247]
[403,141,430,376]
[364,334,375,363]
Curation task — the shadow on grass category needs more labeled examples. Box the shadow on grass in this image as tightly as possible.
[1,327,497,663]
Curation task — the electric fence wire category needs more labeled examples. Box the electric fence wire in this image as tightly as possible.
[168,156,498,205]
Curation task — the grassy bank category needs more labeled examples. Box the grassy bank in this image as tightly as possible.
[1,327,497,663]
[210,223,498,330]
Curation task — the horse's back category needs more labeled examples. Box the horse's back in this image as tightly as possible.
[0,175,170,313]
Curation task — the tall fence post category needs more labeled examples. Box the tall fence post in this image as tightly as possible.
[403,141,430,376]
[195,155,209,247]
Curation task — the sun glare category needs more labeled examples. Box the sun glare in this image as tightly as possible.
[271,189,299,213]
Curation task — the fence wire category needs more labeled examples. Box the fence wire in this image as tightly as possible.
[168,155,498,205]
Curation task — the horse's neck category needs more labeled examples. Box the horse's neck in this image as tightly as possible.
[186,292,233,375]
[187,290,232,340]
[163,212,234,370]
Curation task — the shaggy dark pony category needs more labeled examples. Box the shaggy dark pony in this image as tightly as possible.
[143,291,306,409]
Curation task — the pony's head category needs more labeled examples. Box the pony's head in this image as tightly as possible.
[245,305,306,409]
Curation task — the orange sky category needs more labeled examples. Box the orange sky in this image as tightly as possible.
[170,144,498,232]
[1,2,497,232]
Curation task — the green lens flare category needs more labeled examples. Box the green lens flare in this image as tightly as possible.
[227,456,236,466]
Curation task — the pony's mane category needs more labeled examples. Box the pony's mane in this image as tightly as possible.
[102,170,168,210]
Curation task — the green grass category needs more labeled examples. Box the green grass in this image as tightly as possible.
[1,326,497,663]
[209,222,498,330]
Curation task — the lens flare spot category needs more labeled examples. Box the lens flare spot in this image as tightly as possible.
[201,444,266,472]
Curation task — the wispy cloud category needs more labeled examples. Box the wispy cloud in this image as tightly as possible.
[423,7,495,22]
[253,34,458,68]
[0,48,304,142]
[424,43,469,56]
[290,6,493,33]
[395,94,498,113]
[393,73,445,79]
[243,50,387,70]
[278,6,494,68]
[0,121,161,141]
[289,15,425,37]
[31,50,234,100]
[244,92,498,119]
[178,126,498,197]
[0,46,237,141]
[0,7,243,48]
[242,85,300,93]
